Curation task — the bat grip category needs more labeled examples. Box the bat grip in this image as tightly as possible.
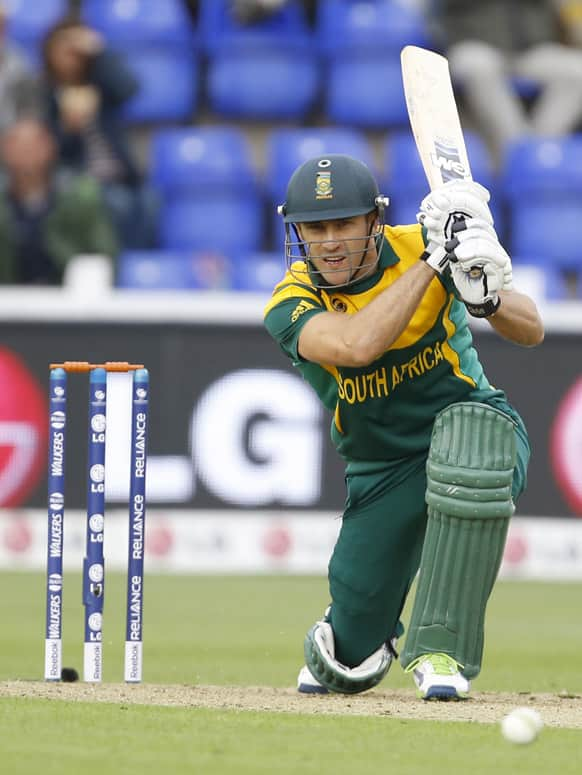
[446,217,483,278]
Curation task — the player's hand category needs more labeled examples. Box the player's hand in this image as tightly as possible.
[420,244,449,275]
[447,220,513,289]
[72,27,104,56]
[447,224,513,317]
[417,180,494,247]
[420,217,500,280]
[59,86,100,131]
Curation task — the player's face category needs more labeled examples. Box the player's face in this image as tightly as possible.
[297,214,379,287]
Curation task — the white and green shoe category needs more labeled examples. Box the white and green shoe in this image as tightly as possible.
[405,653,470,700]
[297,665,329,694]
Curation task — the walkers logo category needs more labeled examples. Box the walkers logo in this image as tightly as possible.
[0,348,47,506]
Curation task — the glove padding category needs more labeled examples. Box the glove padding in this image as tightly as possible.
[417,180,494,248]
[420,244,449,275]
[447,221,513,318]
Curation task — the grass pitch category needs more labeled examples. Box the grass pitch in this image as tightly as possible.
[1,572,581,774]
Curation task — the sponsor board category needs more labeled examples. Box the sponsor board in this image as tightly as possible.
[1,510,582,579]
[0,328,580,516]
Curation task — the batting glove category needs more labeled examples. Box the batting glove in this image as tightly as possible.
[446,221,513,317]
[417,180,495,248]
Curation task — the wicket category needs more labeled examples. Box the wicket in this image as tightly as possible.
[45,361,149,683]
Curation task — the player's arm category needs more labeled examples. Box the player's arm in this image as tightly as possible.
[484,289,544,347]
[299,181,491,367]
[299,258,442,367]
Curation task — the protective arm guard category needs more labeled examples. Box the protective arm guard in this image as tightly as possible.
[304,621,394,694]
[401,402,516,680]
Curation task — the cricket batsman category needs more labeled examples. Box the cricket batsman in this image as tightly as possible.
[263,154,543,700]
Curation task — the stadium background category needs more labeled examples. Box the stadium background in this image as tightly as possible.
[0,0,581,580]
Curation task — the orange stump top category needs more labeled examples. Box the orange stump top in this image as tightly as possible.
[49,361,145,372]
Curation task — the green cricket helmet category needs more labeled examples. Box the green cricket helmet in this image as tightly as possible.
[278,154,390,288]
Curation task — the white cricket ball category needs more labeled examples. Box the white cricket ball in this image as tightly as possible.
[500,707,544,745]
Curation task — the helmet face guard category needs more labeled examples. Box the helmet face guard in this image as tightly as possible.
[279,154,390,289]
[283,205,388,288]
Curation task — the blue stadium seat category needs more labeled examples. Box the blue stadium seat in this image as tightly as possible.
[150,127,257,193]
[503,136,582,196]
[317,0,430,128]
[207,53,319,120]
[121,48,198,123]
[503,136,582,270]
[4,0,68,67]
[199,0,310,52]
[232,252,285,292]
[117,250,235,290]
[159,195,263,253]
[265,127,375,245]
[199,0,318,120]
[382,130,498,227]
[315,0,431,53]
[82,0,195,45]
[82,0,197,123]
[326,54,408,128]
[150,127,263,252]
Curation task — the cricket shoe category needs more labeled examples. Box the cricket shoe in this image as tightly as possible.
[405,652,470,700]
[297,665,329,694]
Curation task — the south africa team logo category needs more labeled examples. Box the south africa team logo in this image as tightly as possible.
[315,172,333,199]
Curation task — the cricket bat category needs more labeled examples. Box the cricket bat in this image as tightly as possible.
[401,45,483,277]
[400,45,472,188]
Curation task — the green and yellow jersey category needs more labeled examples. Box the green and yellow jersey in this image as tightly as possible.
[264,224,521,477]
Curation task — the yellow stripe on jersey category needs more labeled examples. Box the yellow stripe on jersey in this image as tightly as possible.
[441,295,477,387]
[263,263,322,318]
[334,403,343,434]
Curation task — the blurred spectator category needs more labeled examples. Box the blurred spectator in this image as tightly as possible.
[41,18,158,250]
[229,0,317,24]
[430,0,582,163]
[231,0,289,23]
[183,0,199,23]
[0,1,41,130]
[558,0,582,45]
[0,119,117,284]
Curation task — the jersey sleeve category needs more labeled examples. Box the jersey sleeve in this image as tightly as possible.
[263,281,326,362]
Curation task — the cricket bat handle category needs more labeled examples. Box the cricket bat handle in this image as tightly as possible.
[446,215,484,280]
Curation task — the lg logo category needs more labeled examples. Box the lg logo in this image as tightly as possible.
[192,370,324,505]
[105,369,326,507]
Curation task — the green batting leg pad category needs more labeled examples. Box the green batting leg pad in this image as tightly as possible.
[401,402,516,680]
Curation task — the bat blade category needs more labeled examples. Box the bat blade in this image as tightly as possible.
[401,45,472,190]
